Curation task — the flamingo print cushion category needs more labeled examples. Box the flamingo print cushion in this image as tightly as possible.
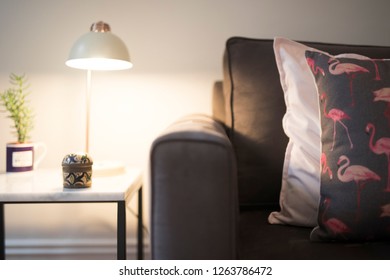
[306,50,390,241]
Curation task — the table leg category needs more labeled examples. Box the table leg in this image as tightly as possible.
[137,187,144,260]
[117,201,126,260]
[0,203,4,260]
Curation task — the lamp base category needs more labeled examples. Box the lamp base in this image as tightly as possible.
[93,160,126,177]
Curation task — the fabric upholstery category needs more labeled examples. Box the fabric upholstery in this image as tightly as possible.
[212,81,225,125]
[151,114,238,259]
[223,38,288,206]
[240,209,390,259]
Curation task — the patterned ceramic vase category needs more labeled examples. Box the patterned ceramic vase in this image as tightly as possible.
[62,153,93,188]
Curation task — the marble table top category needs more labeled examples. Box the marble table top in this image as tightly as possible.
[0,168,142,203]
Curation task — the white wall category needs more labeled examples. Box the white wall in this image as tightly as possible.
[1,0,390,259]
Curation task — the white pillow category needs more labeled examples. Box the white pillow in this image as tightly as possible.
[268,38,321,227]
[268,38,369,227]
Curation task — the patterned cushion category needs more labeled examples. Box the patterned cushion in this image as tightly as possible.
[306,50,390,241]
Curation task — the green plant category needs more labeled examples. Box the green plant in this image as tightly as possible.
[0,74,34,143]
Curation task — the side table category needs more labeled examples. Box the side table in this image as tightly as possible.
[0,167,143,260]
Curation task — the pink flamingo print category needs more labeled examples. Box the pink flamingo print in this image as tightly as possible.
[306,57,325,76]
[321,152,333,179]
[321,198,351,237]
[373,87,390,102]
[380,203,390,218]
[371,59,381,81]
[321,93,353,151]
[337,155,381,220]
[373,88,390,127]
[328,58,369,106]
[366,123,390,192]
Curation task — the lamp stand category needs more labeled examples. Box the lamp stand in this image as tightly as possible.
[86,69,92,154]
[84,70,126,177]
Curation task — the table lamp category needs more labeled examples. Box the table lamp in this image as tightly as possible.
[66,21,132,175]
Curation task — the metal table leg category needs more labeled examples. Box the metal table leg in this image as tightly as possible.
[137,187,144,260]
[0,203,4,260]
[117,201,126,260]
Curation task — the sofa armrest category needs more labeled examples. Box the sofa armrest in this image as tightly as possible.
[150,114,238,259]
[212,81,225,125]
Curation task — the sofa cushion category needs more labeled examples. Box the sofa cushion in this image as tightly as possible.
[223,38,288,206]
[240,209,390,259]
[306,50,390,241]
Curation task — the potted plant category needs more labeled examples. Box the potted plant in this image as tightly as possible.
[0,74,46,172]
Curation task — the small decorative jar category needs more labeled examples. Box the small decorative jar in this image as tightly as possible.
[62,153,93,188]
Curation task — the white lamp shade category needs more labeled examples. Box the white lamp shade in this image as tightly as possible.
[66,30,133,71]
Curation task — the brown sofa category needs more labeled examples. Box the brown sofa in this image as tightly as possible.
[150,37,390,259]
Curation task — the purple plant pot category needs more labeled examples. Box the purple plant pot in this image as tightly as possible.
[6,142,47,172]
